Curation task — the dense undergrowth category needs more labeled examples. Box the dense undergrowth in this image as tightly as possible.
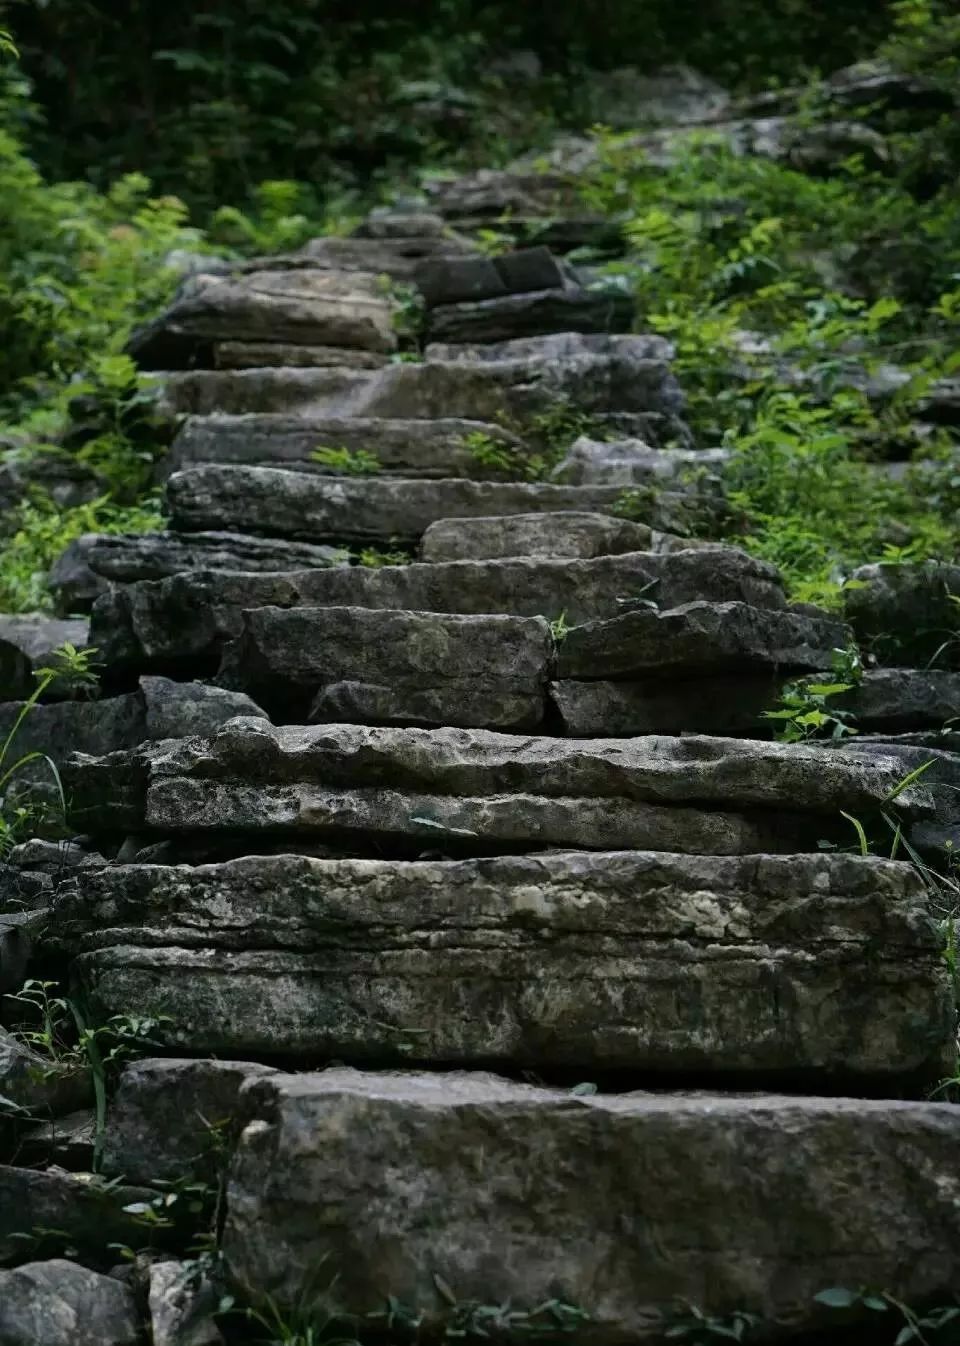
[0,0,957,611]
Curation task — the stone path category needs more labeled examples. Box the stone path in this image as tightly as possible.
[1,65,959,1346]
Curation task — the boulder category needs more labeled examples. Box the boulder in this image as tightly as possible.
[0,1260,139,1346]
[217,606,552,729]
[0,614,89,701]
[222,1070,960,1341]
[102,1058,276,1185]
[418,511,697,562]
[165,466,718,544]
[129,268,398,368]
[89,548,784,676]
[166,414,528,479]
[55,850,952,1081]
[556,601,852,679]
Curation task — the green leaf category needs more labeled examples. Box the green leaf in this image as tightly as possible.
[814,1288,860,1309]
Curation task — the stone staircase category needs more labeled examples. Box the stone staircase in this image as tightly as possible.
[2,71,960,1346]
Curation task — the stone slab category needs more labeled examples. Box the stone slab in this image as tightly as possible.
[844,562,960,667]
[418,511,701,562]
[426,286,634,344]
[0,614,89,701]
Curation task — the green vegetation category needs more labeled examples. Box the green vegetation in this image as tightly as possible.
[310,446,381,476]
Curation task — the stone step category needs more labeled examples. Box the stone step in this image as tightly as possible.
[220,1069,960,1341]
[425,286,634,345]
[300,228,478,280]
[157,333,686,437]
[845,560,960,668]
[51,850,951,1080]
[556,601,852,679]
[129,268,399,369]
[418,511,702,561]
[552,435,731,487]
[165,465,720,544]
[89,548,784,675]
[63,720,935,853]
[49,529,346,615]
[211,340,389,370]
[165,414,529,479]
[217,607,553,729]
[414,245,574,307]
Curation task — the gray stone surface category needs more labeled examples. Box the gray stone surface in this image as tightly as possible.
[0,1166,155,1262]
[418,511,700,562]
[415,246,569,306]
[0,1260,139,1346]
[550,673,783,736]
[217,606,552,729]
[212,340,388,370]
[0,614,89,701]
[222,1070,960,1341]
[89,549,784,676]
[166,413,528,479]
[557,601,852,679]
[165,465,718,544]
[807,668,960,732]
[50,529,346,613]
[552,436,730,487]
[102,1058,276,1185]
[149,1259,225,1346]
[844,562,960,667]
[55,851,952,1079]
[19,1109,97,1169]
[62,720,936,849]
[426,286,634,344]
[129,268,398,367]
[0,1026,91,1119]
[300,232,477,280]
[158,366,372,417]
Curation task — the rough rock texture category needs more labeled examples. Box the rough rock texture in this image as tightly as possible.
[129,268,398,368]
[426,286,634,344]
[301,231,478,280]
[0,1166,155,1262]
[418,512,699,562]
[550,673,783,736]
[0,1026,91,1118]
[218,606,553,728]
[0,679,266,769]
[102,1058,276,1185]
[844,561,960,666]
[557,602,852,679]
[19,1110,97,1169]
[0,614,88,701]
[149,1260,225,1346]
[212,340,388,369]
[414,246,571,306]
[552,436,730,487]
[53,851,953,1080]
[89,549,783,675]
[166,413,528,479]
[0,1260,139,1346]
[50,530,345,613]
[62,720,935,850]
[806,668,960,732]
[222,1070,960,1341]
[165,465,719,544]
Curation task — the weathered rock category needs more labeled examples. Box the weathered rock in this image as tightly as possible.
[55,851,953,1080]
[0,1026,91,1119]
[165,465,717,544]
[301,231,477,279]
[426,286,634,344]
[0,1260,139,1346]
[0,452,102,518]
[550,673,782,736]
[89,548,784,675]
[212,340,388,370]
[218,606,552,728]
[129,268,398,368]
[418,512,699,562]
[0,614,89,701]
[804,668,960,732]
[102,1058,276,1185]
[50,530,346,613]
[159,333,686,430]
[844,562,960,666]
[0,679,266,770]
[223,1070,960,1340]
[149,1259,225,1346]
[63,720,935,851]
[414,246,570,306]
[19,1110,97,1169]
[0,1166,156,1263]
[356,208,452,239]
[557,601,852,680]
[166,414,527,479]
[581,62,731,128]
[552,436,730,487]
[0,909,42,992]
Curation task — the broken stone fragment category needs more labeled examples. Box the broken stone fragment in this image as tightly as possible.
[149,1259,225,1346]
[0,614,89,701]
[221,1069,960,1342]
[52,850,953,1080]
[217,606,553,729]
[0,1260,139,1346]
